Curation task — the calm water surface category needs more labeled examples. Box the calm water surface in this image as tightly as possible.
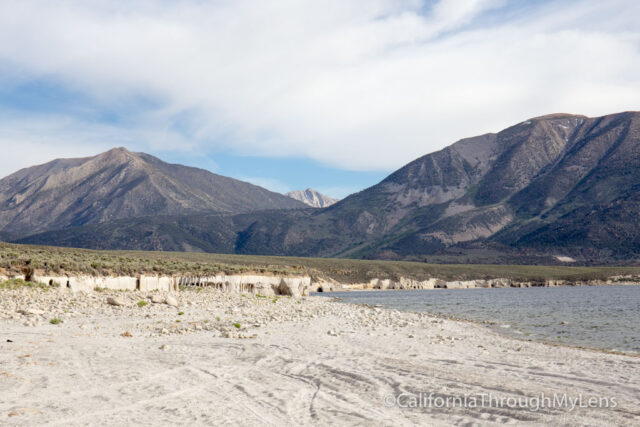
[313,285,640,353]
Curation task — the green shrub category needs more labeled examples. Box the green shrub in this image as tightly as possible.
[137,300,147,307]
[0,279,49,291]
[50,318,62,325]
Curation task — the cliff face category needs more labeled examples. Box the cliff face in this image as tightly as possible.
[17,272,636,297]
[0,147,305,237]
[28,272,311,297]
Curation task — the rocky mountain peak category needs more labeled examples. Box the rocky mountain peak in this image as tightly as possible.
[286,188,339,208]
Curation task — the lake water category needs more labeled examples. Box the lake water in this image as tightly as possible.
[313,285,640,353]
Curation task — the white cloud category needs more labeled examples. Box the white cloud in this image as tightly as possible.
[0,111,199,175]
[0,0,638,173]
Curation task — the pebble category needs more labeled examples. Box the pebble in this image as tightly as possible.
[107,297,126,306]
[151,295,165,304]
[165,296,178,307]
[19,308,44,316]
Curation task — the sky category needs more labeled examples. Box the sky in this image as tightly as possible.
[0,0,638,199]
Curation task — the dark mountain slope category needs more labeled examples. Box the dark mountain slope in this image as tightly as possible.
[16,209,315,254]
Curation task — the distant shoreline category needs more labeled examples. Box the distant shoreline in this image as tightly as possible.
[315,285,640,356]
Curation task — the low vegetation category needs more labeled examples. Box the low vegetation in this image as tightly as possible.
[1,242,640,286]
[0,278,49,291]
[0,242,301,279]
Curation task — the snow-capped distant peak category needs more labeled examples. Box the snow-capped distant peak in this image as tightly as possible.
[286,188,339,208]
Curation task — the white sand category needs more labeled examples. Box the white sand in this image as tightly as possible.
[1,287,639,426]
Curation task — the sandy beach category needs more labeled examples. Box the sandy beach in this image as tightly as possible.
[1,286,639,426]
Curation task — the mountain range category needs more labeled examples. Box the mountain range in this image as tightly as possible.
[5,111,640,265]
